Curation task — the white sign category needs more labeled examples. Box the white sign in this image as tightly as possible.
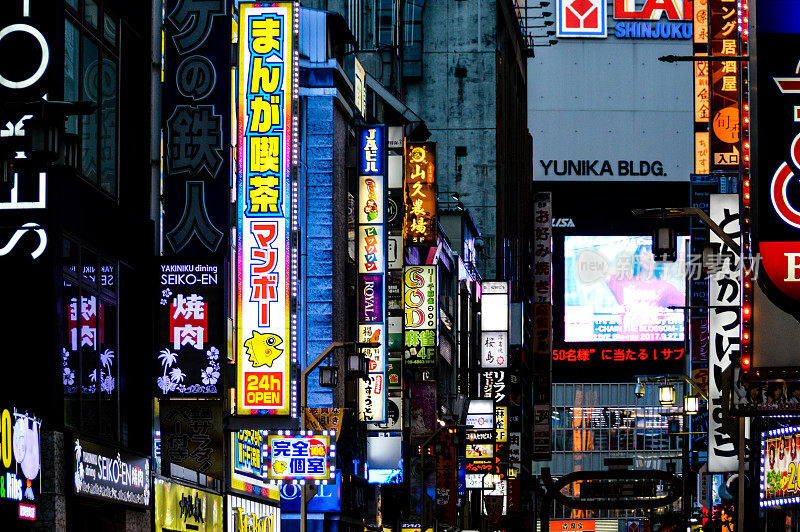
[481,331,508,368]
[354,57,366,118]
[708,194,741,473]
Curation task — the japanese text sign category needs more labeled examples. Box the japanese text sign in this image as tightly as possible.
[230,430,280,500]
[237,3,297,416]
[708,0,741,169]
[154,478,224,532]
[163,0,229,253]
[160,400,223,479]
[708,194,741,472]
[403,142,437,247]
[481,331,509,368]
[0,408,41,514]
[156,259,223,397]
[73,438,150,507]
[403,266,437,367]
[266,432,334,482]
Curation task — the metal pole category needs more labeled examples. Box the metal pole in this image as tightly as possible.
[737,418,745,532]
[300,341,347,532]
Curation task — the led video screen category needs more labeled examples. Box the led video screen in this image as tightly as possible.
[564,235,687,342]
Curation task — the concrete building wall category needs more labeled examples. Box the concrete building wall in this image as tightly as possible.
[404,0,501,278]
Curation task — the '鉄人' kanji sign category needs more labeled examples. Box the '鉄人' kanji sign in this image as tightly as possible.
[237,3,297,416]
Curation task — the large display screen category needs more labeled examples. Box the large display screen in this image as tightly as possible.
[564,235,687,342]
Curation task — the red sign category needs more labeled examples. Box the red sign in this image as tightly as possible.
[553,346,684,362]
[550,520,596,532]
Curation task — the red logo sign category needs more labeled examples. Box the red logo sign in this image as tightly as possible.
[557,0,606,37]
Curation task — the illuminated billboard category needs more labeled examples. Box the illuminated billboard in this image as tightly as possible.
[154,479,224,531]
[236,2,297,416]
[358,126,387,423]
[403,142,437,247]
[403,265,437,367]
[266,432,335,483]
[564,235,687,342]
[230,430,281,500]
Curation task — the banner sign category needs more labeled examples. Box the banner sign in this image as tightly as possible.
[708,0,741,170]
[0,408,41,519]
[358,126,387,423]
[160,399,223,479]
[410,382,437,444]
[750,2,800,310]
[163,0,229,253]
[403,142,437,247]
[533,193,553,460]
[230,430,280,501]
[305,408,344,438]
[481,331,509,368]
[761,425,800,507]
[266,432,335,482]
[236,2,298,416]
[156,259,223,396]
[403,265,438,367]
[708,194,741,472]
[154,478,224,531]
[73,438,150,507]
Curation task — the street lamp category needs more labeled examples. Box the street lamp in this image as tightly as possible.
[659,383,676,406]
[684,395,700,414]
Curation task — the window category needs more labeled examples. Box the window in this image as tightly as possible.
[64,0,119,196]
[62,238,120,441]
[376,0,396,47]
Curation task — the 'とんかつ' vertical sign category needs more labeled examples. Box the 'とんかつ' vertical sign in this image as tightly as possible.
[403,143,437,248]
[237,3,298,416]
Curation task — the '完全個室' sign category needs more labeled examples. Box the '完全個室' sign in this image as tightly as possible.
[236,2,298,416]
[266,432,335,483]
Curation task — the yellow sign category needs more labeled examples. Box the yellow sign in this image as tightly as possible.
[154,478,223,532]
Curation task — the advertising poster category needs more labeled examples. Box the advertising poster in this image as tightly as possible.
[160,399,223,479]
[762,426,800,507]
[410,381,437,443]
[236,2,297,416]
[73,438,150,507]
[162,0,230,254]
[154,478,223,531]
[156,259,223,396]
[0,408,41,520]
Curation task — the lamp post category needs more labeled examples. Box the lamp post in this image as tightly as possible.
[299,340,377,532]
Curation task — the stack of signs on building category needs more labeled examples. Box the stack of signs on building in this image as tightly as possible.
[358,125,387,424]
[236,2,298,417]
[163,0,229,253]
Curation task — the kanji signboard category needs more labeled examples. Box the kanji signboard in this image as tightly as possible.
[237,2,297,416]
[403,142,437,247]
[156,259,223,396]
[160,400,223,479]
[403,265,437,367]
[266,432,335,482]
[163,0,229,253]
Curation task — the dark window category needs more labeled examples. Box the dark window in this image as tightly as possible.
[376,0,395,47]
[62,238,120,441]
[64,0,119,196]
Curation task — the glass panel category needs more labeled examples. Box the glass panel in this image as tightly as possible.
[64,21,80,134]
[63,280,79,428]
[85,0,99,28]
[65,0,78,9]
[100,56,117,194]
[81,248,97,287]
[103,15,117,44]
[99,301,117,438]
[81,37,99,182]
[80,292,99,434]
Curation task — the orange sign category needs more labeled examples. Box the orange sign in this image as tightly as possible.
[403,142,437,247]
